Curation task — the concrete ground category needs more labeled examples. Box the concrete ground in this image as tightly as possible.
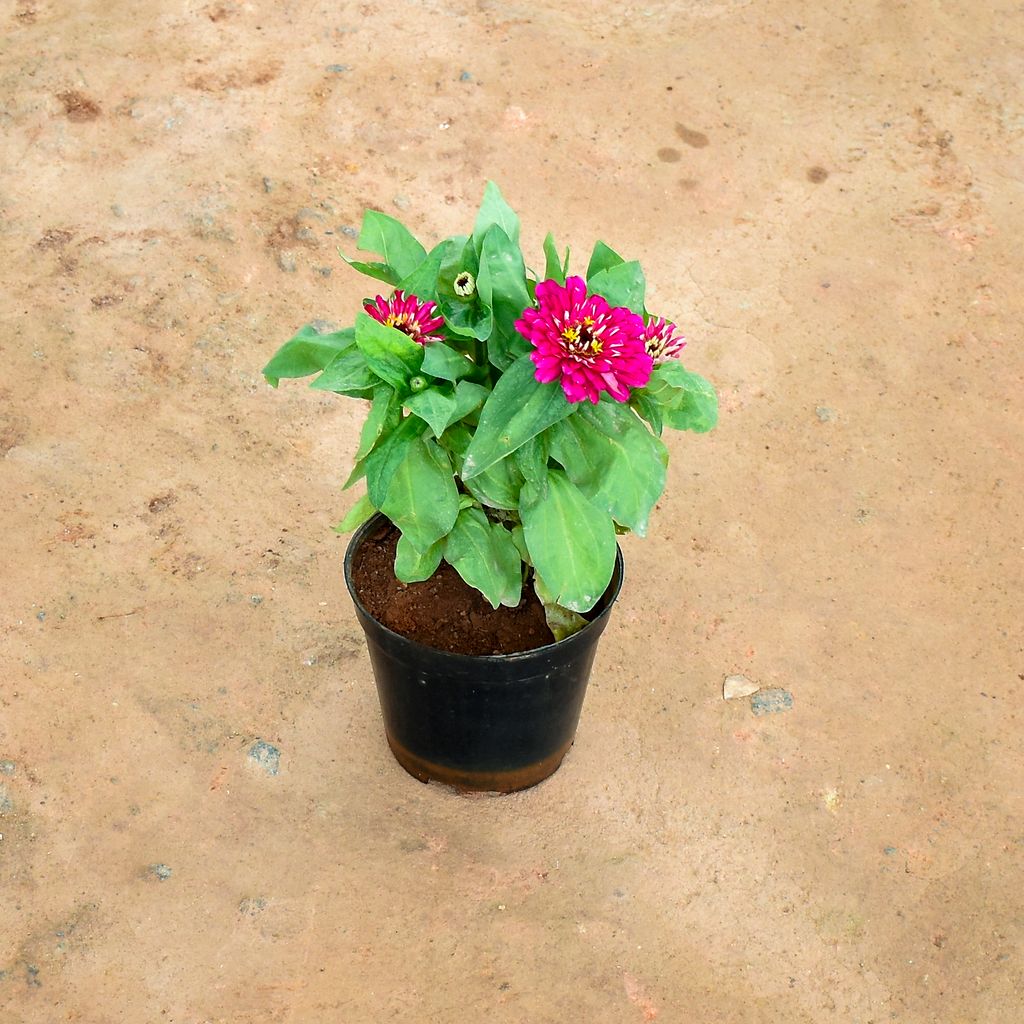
[2,1,1022,1021]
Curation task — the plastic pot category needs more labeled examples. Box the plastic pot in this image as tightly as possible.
[344,514,624,793]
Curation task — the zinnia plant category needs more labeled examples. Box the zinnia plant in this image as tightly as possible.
[263,183,717,638]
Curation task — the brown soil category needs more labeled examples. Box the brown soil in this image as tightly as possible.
[350,520,554,656]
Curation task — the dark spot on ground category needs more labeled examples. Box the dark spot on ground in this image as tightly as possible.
[206,1,238,20]
[36,229,74,250]
[90,293,123,309]
[57,90,101,122]
[679,178,699,190]
[188,61,282,92]
[807,165,829,183]
[266,215,320,250]
[657,147,681,163]
[675,124,709,148]
[148,490,178,514]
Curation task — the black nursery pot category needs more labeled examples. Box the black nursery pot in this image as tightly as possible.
[344,514,624,794]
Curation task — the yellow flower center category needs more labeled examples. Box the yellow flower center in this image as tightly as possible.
[561,318,602,355]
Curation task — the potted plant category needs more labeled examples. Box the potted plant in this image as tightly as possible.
[263,182,717,792]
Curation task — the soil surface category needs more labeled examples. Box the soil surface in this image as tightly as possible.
[351,519,554,655]
[2,2,1023,1023]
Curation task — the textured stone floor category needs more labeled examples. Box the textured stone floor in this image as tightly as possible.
[2,1,1022,1021]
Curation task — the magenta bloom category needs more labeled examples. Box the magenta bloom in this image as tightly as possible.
[641,316,687,363]
[514,277,653,404]
[364,289,444,345]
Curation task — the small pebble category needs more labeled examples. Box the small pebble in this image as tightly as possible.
[277,251,297,273]
[0,761,15,775]
[460,71,472,81]
[249,740,281,776]
[815,406,834,422]
[36,610,46,622]
[884,846,897,856]
[262,176,275,193]
[0,785,12,813]
[339,225,358,238]
[249,595,263,606]
[751,688,794,715]
[239,896,268,916]
[326,63,351,73]
[393,195,411,210]
[315,266,332,277]
[150,863,172,880]
[723,674,760,700]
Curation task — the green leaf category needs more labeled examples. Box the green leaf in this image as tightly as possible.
[380,438,459,553]
[629,390,664,436]
[444,507,522,609]
[449,380,489,426]
[334,492,377,532]
[343,259,400,286]
[310,346,377,395]
[404,383,458,438]
[343,385,402,489]
[394,532,444,583]
[512,433,549,496]
[354,311,425,392]
[476,224,532,370]
[463,454,523,511]
[510,524,530,565]
[439,421,472,470]
[462,353,572,480]
[548,402,667,536]
[421,342,475,382]
[437,236,492,341]
[397,240,450,305]
[355,385,401,463]
[585,240,624,281]
[542,233,567,286]
[353,209,427,281]
[520,469,616,614]
[652,363,719,433]
[533,576,588,641]
[471,181,520,251]
[263,325,355,387]
[587,261,646,314]
[364,415,425,507]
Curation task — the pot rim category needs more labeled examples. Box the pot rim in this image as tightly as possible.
[343,512,624,664]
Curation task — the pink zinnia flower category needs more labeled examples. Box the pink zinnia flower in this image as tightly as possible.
[641,316,687,363]
[364,289,444,345]
[514,277,652,404]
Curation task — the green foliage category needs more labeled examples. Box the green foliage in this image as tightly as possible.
[476,224,532,370]
[421,341,475,381]
[395,532,445,583]
[348,209,427,282]
[309,347,376,396]
[335,492,377,533]
[462,354,572,480]
[520,470,616,614]
[263,325,355,387]
[638,362,719,433]
[379,438,459,553]
[355,312,425,392]
[262,181,719,635]
[472,181,521,250]
[587,261,646,314]
[445,507,522,609]
[585,240,624,280]
[542,233,568,286]
[547,402,667,536]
